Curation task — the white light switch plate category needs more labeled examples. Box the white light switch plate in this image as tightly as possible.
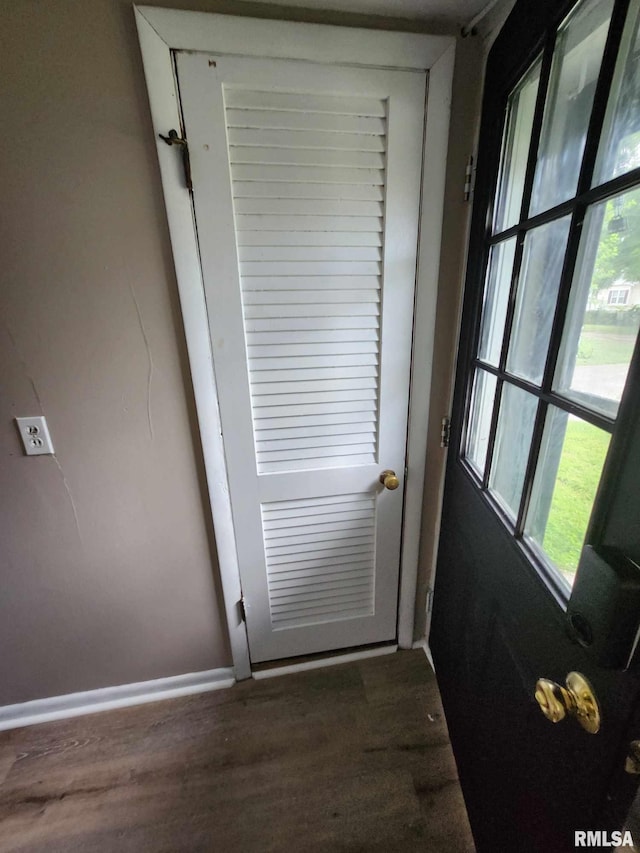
[15,416,55,455]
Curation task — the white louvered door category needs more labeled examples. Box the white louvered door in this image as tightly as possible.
[176,52,426,662]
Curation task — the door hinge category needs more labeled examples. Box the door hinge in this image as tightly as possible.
[440,416,451,448]
[159,129,193,192]
[239,596,247,623]
[426,587,434,617]
[463,155,474,202]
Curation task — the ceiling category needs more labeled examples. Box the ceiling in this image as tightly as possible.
[249,0,495,29]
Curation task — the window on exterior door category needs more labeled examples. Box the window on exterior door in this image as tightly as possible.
[463,0,640,594]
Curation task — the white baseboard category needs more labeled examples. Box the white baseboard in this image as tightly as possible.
[252,643,398,680]
[0,667,235,732]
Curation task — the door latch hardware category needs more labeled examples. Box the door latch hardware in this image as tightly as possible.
[534,671,601,734]
[239,596,247,623]
[625,741,640,774]
[158,129,192,191]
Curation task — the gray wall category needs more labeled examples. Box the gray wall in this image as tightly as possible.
[0,0,485,705]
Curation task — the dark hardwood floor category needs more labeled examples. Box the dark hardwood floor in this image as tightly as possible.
[0,650,475,852]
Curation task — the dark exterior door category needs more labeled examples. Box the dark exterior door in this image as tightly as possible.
[431,0,640,850]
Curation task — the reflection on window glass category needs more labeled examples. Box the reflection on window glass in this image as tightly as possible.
[526,408,610,588]
[466,369,497,477]
[489,383,538,519]
[555,189,640,418]
[478,238,517,366]
[530,0,614,217]
[507,216,572,384]
[594,0,640,184]
[494,58,542,234]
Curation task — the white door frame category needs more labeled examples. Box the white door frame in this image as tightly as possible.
[134,4,455,681]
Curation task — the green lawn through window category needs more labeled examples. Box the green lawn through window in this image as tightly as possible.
[542,418,610,584]
[577,324,637,365]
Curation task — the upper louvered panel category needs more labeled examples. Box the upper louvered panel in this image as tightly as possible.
[262,494,376,629]
[225,87,386,474]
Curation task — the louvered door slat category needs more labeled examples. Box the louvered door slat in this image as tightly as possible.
[256,423,375,442]
[267,536,374,557]
[231,164,385,184]
[234,183,384,201]
[258,433,375,452]
[235,199,383,217]
[236,215,382,232]
[243,278,381,293]
[242,288,380,303]
[253,411,376,431]
[266,529,373,547]
[252,376,377,392]
[248,331,379,347]
[249,343,378,359]
[239,246,382,261]
[253,389,376,405]
[225,89,386,116]
[231,147,386,170]
[228,127,386,152]
[250,353,378,370]
[226,109,385,135]
[268,570,373,589]
[238,231,383,248]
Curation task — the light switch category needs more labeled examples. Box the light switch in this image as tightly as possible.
[15,416,55,456]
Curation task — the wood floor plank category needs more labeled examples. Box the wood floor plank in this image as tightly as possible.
[0,747,16,787]
[0,650,475,852]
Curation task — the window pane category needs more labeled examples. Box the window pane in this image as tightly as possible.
[594,0,640,184]
[494,58,542,234]
[529,0,614,217]
[507,216,572,384]
[465,369,497,476]
[489,383,538,519]
[478,238,517,365]
[554,189,640,418]
[526,408,610,588]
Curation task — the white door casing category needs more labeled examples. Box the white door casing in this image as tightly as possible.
[177,53,425,662]
[134,6,455,677]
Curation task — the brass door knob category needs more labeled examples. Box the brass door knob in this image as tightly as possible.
[534,672,601,734]
[379,470,400,490]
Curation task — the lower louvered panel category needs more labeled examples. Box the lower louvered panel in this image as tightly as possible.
[262,494,376,629]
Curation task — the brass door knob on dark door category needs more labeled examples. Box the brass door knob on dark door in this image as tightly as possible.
[534,672,601,734]
[379,470,400,490]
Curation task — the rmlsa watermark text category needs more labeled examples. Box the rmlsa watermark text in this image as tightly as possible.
[575,830,634,847]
